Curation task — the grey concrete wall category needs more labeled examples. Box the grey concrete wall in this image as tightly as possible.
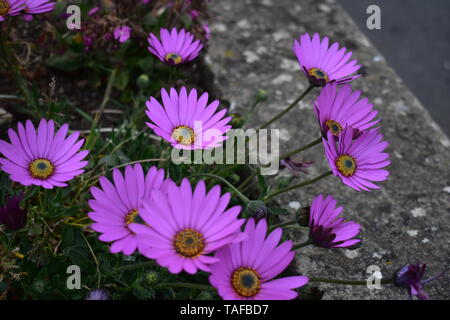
[206,0,450,299]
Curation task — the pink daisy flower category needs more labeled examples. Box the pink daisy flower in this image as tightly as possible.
[309,194,361,248]
[209,219,309,300]
[147,28,203,65]
[293,33,361,86]
[145,87,232,150]
[323,127,390,191]
[113,25,131,43]
[314,82,379,138]
[0,0,25,21]
[88,164,168,256]
[0,119,89,189]
[129,179,246,274]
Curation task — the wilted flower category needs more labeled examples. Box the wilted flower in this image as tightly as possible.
[113,25,131,43]
[394,263,447,300]
[323,127,390,191]
[314,82,379,138]
[280,157,313,175]
[145,87,232,150]
[86,288,109,300]
[209,219,309,300]
[0,0,25,21]
[0,119,89,189]
[0,193,26,231]
[130,179,246,274]
[309,194,361,248]
[293,33,361,86]
[147,28,203,65]
[88,164,168,256]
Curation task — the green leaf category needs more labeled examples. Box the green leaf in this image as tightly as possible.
[47,50,83,72]
[114,69,130,91]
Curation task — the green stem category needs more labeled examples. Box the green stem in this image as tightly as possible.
[270,219,299,231]
[292,239,313,250]
[280,137,322,160]
[119,261,156,272]
[259,84,314,130]
[189,173,251,204]
[157,282,216,292]
[309,277,394,286]
[237,167,260,191]
[264,170,332,201]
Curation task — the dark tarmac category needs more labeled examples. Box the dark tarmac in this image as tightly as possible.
[339,0,450,135]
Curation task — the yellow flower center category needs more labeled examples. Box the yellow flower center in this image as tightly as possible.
[29,158,55,180]
[165,53,183,65]
[336,154,357,176]
[325,120,343,136]
[308,67,329,83]
[231,267,261,298]
[125,209,139,225]
[0,0,10,16]
[171,125,195,146]
[173,228,205,258]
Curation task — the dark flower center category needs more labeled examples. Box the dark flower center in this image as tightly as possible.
[125,209,139,225]
[308,67,329,83]
[0,0,10,16]
[29,158,55,180]
[325,120,343,136]
[172,125,195,146]
[165,53,183,65]
[336,154,357,176]
[174,228,205,258]
[231,267,261,297]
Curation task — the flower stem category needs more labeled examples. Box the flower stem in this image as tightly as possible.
[259,84,314,130]
[157,282,216,292]
[270,219,299,231]
[280,137,322,160]
[264,170,333,201]
[292,239,313,250]
[189,173,251,204]
[309,277,394,286]
[119,261,156,272]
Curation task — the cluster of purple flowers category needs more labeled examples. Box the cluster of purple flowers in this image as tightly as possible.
[0,3,442,300]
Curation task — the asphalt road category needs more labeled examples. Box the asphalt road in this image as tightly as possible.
[339,0,450,135]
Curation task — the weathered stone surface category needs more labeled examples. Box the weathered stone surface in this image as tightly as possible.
[206,0,450,299]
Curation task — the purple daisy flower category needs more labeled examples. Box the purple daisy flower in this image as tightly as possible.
[0,119,89,189]
[314,82,379,138]
[309,194,361,248]
[394,263,447,300]
[145,87,232,150]
[209,219,309,300]
[147,28,203,65]
[323,127,390,191]
[88,164,168,256]
[293,33,362,86]
[129,179,246,274]
[0,193,26,231]
[113,25,131,43]
[0,0,25,21]
[24,0,54,14]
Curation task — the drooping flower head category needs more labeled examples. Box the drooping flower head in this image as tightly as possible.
[293,33,361,86]
[0,119,89,189]
[0,0,25,21]
[308,194,361,248]
[147,28,203,66]
[85,288,109,300]
[145,87,232,150]
[394,263,447,300]
[130,179,246,274]
[209,219,309,300]
[280,157,313,176]
[88,164,167,256]
[113,25,131,43]
[314,82,379,138]
[323,127,390,191]
[0,193,26,231]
